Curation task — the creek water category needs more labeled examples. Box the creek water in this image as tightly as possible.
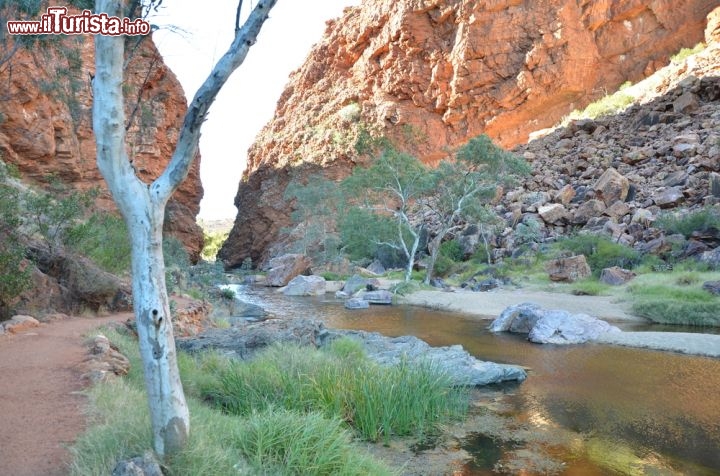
[228,284,720,475]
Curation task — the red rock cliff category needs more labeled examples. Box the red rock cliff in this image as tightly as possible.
[220,0,715,268]
[0,29,203,260]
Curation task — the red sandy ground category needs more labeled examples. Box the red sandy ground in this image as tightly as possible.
[0,314,129,476]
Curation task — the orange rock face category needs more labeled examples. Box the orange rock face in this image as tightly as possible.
[220,0,716,268]
[0,31,203,260]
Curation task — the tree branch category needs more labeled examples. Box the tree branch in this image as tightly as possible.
[153,0,279,202]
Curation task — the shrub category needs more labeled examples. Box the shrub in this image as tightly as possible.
[554,234,641,273]
[0,164,31,315]
[655,206,720,239]
[65,213,131,274]
[200,230,228,262]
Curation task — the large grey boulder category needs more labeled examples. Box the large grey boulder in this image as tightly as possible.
[341,274,368,295]
[490,303,620,345]
[265,254,311,287]
[325,329,527,386]
[600,266,636,285]
[283,275,326,296]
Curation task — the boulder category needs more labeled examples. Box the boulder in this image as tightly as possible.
[0,315,40,334]
[571,199,606,224]
[554,184,576,205]
[283,275,326,296]
[699,247,720,270]
[710,172,720,198]
[344,297,370,309]
[545,255,592,282]
[361,290,393,305]
[653,187,685,208]
[83,334,131,383]
[600,266,636,285]
[178,319,325,360]
[366,260,386,275]
[325,329,527,386]
[702,280,720,295]
[341,274,368,295]
[673,91,699,113]
[594,168,629,205]
[538,203,567,224]
[112,452,163,476]
[265,254,311,287]
[489,303,620,345]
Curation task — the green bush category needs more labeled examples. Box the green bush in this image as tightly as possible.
[554,234,641,273]
[0,164,31,315]
[200,230,228,262]
[655,206,720,239]
[440,239,464,262]
[204,341,468,443]
[65,213,131,274]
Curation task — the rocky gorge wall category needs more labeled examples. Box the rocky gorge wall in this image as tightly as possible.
[220,0,718,268]
[0,28,204,259]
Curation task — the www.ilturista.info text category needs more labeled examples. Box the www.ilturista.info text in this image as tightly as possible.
[7,7,150,36]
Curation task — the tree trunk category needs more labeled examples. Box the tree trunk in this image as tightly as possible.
[404,235,419,282]
[128,201,189,456]
[424,236,441,285]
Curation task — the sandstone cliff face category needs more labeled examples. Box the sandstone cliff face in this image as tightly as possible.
[0,32,203,260]
[221,0,716,268]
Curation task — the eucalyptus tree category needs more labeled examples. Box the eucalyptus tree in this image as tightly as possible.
[342,148,434,282]
[92,0,278,457]
[423,135,530,284]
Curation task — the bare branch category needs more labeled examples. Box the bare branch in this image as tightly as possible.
[153,0,279,201]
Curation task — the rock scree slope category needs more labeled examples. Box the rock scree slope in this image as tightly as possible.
[220,0,717,268]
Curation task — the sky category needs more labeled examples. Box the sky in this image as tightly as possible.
[150,0,360,220]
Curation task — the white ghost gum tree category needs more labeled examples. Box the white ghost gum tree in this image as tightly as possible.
[92,0,278,457]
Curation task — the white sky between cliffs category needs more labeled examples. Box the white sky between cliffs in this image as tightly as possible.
[150,0,360,221]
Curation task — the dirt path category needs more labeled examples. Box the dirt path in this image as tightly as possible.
[0,314,130,476]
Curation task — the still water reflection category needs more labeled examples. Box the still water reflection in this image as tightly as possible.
[229,285,720,474]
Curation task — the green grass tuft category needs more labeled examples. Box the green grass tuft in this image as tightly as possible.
[627,271,720,326]
[203,341,469,443]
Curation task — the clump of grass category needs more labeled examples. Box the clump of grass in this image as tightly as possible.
[627,271,720,326]
[671,42,706,64]
[565,89,635,122]
[204,341,469,443]
[570,279,611,296]
[71,330,392,475]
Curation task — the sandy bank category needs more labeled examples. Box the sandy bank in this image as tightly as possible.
[399,288,720,358]
[399,288,638,322]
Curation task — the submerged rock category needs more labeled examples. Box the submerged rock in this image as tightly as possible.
[490,303,620,344]
[344,297,370,309]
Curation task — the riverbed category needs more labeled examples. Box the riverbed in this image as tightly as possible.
[227,285,720,475]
